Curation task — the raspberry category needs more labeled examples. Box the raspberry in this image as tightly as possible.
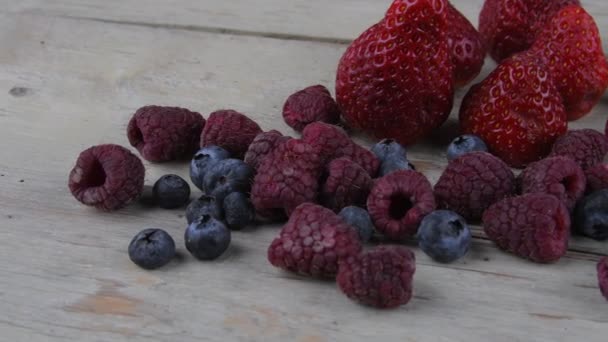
[550,129,608,170]
[482,193,570,263]
[367,170,436,240]
[127,106,205,162]
[200,110,263,159]
[434,152,515,221]
[585,164,608,193]
[267,203,362,277]
[244,130,291,170]
[68,144,145,211]
[320,157,373,212]
[598,257,608,300]
[251,139,324,216]
[283,85,340,132]
[520,156,586,211]
[302,122,379,176]
[337,246,416,309]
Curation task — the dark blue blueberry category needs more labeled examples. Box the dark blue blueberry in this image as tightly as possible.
[190,146,230,191]
[185,194,223,224]
[185,215,231,260]
[203,159,254,203]
[371,139,407,162]
[379,158,416,177]
[417,210,471,263]
[574,189,608,241]
[128,228,175,269]
[223,192,255,230]
[152,174,191,209]
[338,206,375,243]
[446,135,488,161]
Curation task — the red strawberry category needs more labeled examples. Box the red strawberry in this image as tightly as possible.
[479,0,580,62]
[459,52,567,168]
[336,0,454,146]
[447,2,485,87]
[529,5,608,121]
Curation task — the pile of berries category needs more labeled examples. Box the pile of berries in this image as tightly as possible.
[68,0,608,309]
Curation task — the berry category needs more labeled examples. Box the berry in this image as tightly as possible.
[223,192,255,230]
[127,106,205,162]
[282,85,340,131]
[186,194,223,224]
[446,134,488,161]
[573,189,608,241]
[417,210,471,263]
[185,215,231,260]
[520,156,586,211]
[434,152,515,221]
[479,0,580,62]
[251,139,325,215]
[68,144,145,211]
[267,203,362,277]
[337,246,416,309]
[338,206,375,243]
[320,158,373,212]
[585,164,608,193]
[529,5,608,120]
[371,139,407,162]
[446,2,485,86]
[152,175,191,209]
[459,52,567,168]
[367,170,436,240]
[203,159,254,203]
[190,146,230,191]
[598,257,608,300]
[379,158,416,177]
[244,130,291,170]
[550,129,608,170]
[335,0,454,146]
[482,193,570,263]
[128,229,175,270]
[301,122,379,176]
[200,110,263,158]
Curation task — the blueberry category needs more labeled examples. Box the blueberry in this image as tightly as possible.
[185,215,231,260]
[371,139,407,161]
[223,192,255,230]
[417,210,471,263]
[152,174,191,209]
[574,189,608,240]
[190,146,230,191]
[185,194,223,224]
[128,229,175,269]
[203,159,254,202]
[379,158,416,177]
[447,135,488,161]
[338,206,375,242]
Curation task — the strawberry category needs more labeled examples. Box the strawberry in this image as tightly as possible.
[479,0,580,62]
[336,0,454,146]
[447,2,485,87]
[529,5,608,121]
[459,52,567,168]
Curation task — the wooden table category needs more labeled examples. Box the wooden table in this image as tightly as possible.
[1,1,606,341]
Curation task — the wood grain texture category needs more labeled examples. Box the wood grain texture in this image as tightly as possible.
[0,1,607,341]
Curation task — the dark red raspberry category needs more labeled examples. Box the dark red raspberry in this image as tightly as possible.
[68,144,145,211]
[251,139,324,215]
[550,129,608,170]
[283,85,340,132]
[267,203,362,277]
[482,193,570,263]
[302,122,379,176]
[127,106,205,162]
[586,164,608,193]
[320,157,373,212]
[337,246,416,309]
[434,152,516,221]
[520,156,586,211]
[367,170,436,240]
[200,110,263,159]
[244,130,291,170]
[598,257,608,300]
